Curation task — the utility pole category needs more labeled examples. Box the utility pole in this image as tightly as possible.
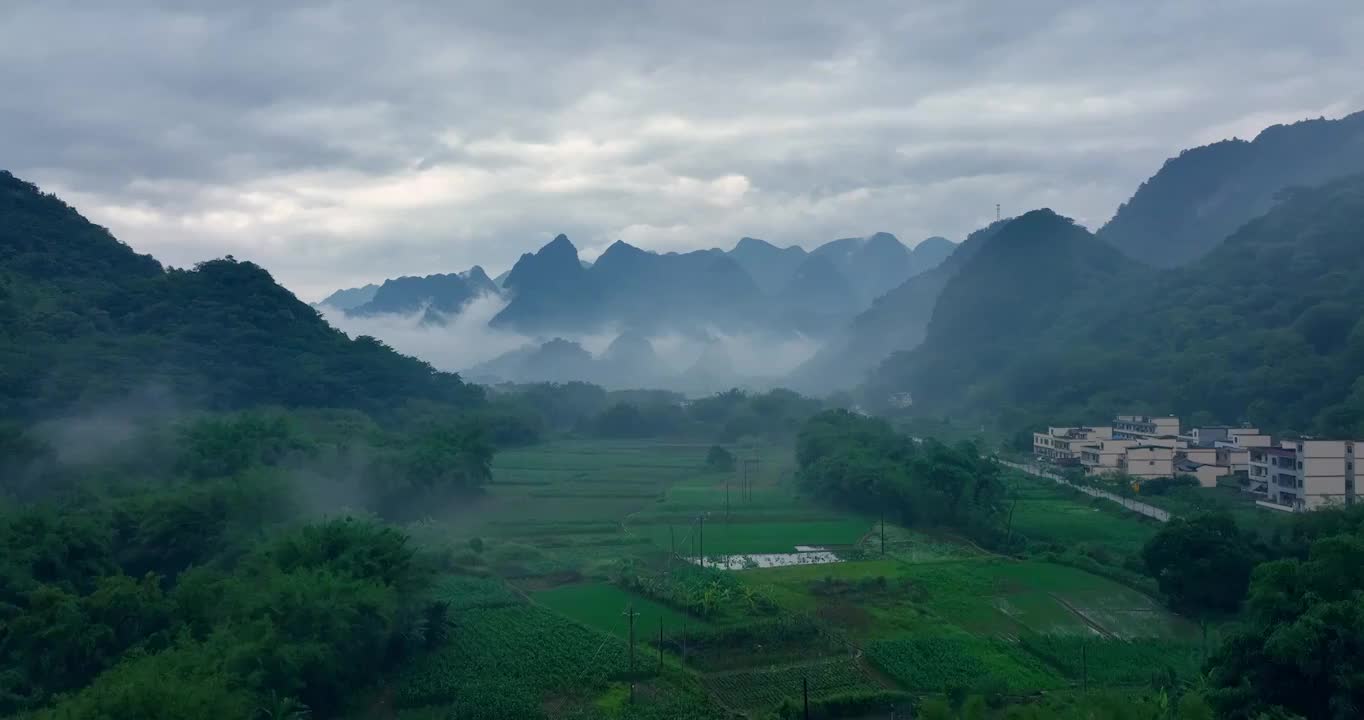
[658,617,664,672]
[725,474,730,519]
[698,514,705,568]
[741,460,749,505]
[681,618,688,669]
[880,508,886,555]
[1081,638,1088,694]
[803,677,810,720]
[625,604,639,704]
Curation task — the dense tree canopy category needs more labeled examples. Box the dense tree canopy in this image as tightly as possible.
[0,406,488,718]
[1142,513,1256,617]
[0,171,483,420]
[1206,509,1364,719]
[795,410,1007,545]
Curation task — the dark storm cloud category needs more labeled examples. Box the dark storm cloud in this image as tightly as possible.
[2,0,1361,298]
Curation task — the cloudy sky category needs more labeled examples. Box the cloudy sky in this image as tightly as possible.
[3,1,1362,300]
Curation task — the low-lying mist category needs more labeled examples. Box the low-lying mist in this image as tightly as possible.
[318,295,822,392]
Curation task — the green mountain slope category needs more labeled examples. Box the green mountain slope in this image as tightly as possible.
[789,220,1006,393]
[872,175,1364,435]
[0,171,481,419]
[1099,110,1364,267]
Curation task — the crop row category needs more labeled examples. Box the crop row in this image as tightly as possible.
[1018,635,1202,685]
[429,574,521,611]
[703,657,877,710]
[392,605,629,708]
[865,636,1062,693]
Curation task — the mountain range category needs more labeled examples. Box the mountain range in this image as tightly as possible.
[866,173,1364,436]
[320,231,958,339]
[9,107,1364,421]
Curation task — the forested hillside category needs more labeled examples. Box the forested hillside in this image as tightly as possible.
[0,171,481,420]
[1099,110,1364,267]
[873,175,1364,436]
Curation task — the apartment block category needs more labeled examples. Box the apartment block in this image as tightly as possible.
[1216,445,1251,474]
[1113,415,1181,441]
[1033,426,1112,464]
[1079,439,1140,475]
[1121,445,1176,480]
[1250,440,1360,511]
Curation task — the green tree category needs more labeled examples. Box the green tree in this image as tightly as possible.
[706,445,736,472]
[1142,512,1254,617]
[1207,529,1364,719]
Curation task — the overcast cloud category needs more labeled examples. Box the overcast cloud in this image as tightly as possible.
[3,1,1362,299]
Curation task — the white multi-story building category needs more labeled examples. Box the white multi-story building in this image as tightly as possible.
[1113,415,1181,441]
[1121,445,1177,480]
[1033,426,1112,464]
[1250,440,1360,511]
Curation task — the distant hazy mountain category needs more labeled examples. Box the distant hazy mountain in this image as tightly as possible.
[468,336,596,384]
[491,234,600,332]
[345,267,498,317]
[675,338,742,395]
[908,236,956,274]
[597,331,665,388]
[1099,110,1364,267]
[808,232,914,305]
[775,252,862,336]
[317,283,378,311]
[590,240,765,332]
[489,235,769,335]
[726,237,808,295]
[788,224,999,393]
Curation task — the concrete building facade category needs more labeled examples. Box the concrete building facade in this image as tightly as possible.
[1121,445,1176,480]
[1033,426,1112,464]
[1251,440,1360,511]
[1113,415,1181,441]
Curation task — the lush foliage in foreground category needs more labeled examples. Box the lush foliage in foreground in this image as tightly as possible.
[0,408,494,718]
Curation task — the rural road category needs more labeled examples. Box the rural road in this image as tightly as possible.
[997,459,1172,522]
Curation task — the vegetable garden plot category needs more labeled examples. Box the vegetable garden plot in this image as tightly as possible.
[429,573,521,611]
[1018,636,1203,685]
[392,605,629,709]
[702,657,880,711]
[865,636,1063,693]
[533,582,709,641]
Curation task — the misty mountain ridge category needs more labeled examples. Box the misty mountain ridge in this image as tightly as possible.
[342,266,499,318]
[866,209,1138,410]
[1099,109,1364,266]
[320,231,956,341]
[868,173,1364,438]
[727,236,808,294]
[789,220,1011,393]
[317,283,378,311]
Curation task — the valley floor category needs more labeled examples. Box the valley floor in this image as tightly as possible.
[370,438,1204,719]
